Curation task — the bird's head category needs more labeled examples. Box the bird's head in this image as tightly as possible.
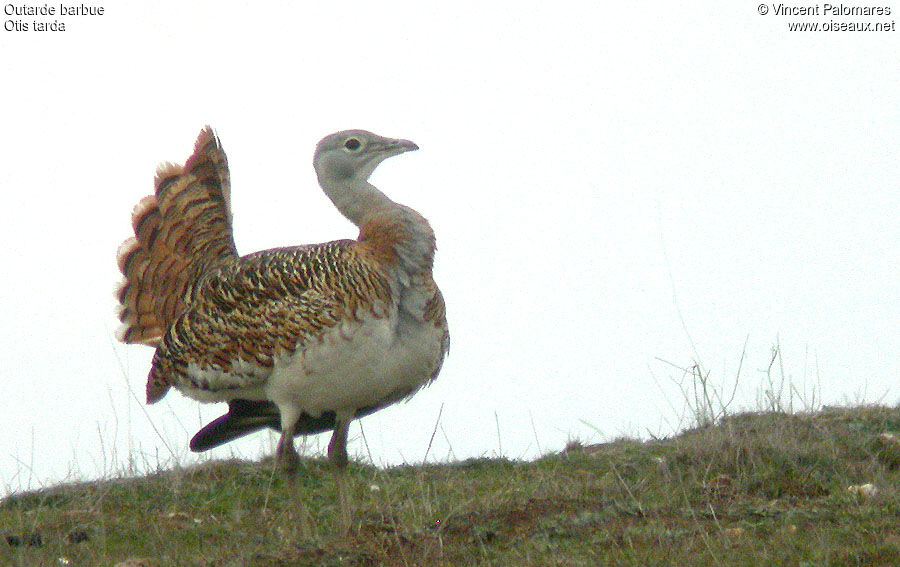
[314,130,419,184]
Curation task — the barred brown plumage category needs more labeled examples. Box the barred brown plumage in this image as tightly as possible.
[115,128,237,347]
[115,127,449,471]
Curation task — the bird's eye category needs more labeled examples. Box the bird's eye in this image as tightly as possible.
[344,138,361,151]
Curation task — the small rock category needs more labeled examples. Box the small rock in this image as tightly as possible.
[724,527,744,537]
[847,483,879,497]
[4,532,43,547]
[67,529,90,544]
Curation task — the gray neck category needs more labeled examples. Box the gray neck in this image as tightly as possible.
[322,180,397,228]
[317,172,436,277]
[319,176,395,227]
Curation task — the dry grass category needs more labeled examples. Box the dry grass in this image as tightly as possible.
[4,404,900,566]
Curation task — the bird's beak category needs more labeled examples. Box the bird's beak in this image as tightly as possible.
[382,138,419,155]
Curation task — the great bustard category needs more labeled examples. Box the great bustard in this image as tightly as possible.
[115,127,449,470]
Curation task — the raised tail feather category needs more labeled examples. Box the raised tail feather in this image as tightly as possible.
[115,127,239,396]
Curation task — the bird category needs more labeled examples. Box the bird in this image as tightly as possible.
[115,126,449,471]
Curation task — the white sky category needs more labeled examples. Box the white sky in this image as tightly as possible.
[1,1,898,493]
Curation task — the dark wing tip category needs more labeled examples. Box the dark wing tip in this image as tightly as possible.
[189,400,278,452]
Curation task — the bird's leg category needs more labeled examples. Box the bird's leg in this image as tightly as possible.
[328,416,353,532]
[276,421,300,473]
[327,418,350,469]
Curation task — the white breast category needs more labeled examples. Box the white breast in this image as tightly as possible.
[264,308,445,419]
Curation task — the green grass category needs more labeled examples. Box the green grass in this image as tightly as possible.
[5,405,900,566]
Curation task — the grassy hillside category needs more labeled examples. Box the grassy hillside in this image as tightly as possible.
[5,405,900,566]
